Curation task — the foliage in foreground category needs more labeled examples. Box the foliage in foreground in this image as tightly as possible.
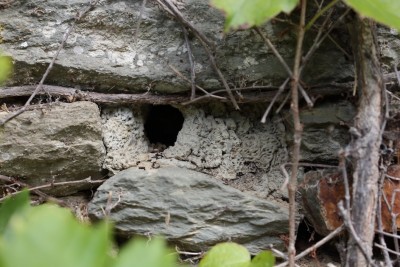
[0,53,12,84]
[199,243,275,267]
[0,191,274,267]
[211,0,400,32]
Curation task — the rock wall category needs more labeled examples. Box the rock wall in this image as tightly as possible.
[1,0,400,256]
[0,101,293,251]
[0,97,357,252]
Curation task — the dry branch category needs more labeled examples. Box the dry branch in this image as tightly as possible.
[160,0,239,110]
[287,1,307,265]
[345,16,384,266]
[275,224,345,267]
[0,177,105,203]
[0,84,351,105]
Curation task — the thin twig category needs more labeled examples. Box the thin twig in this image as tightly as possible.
[159,0,214,49]
[376,164,393,267]
[305,0,339,31]
[268,245,288,259]
[0,174,65,205]
[386,174,400,181]
[254,27,292,75]
[395,65,400,86]
[326,34,352,59]
[375,243,400,257]
[288,1,307,265]
[261,78,289,123]
[390,189,400,260]
[300,8,351,77]
[0,177,105,203]
[0,84,350,105]
[338,202,376,266]
[279,162,338,191]
[275,225,345,267]
[338,150,351,211]
[175,246,203,256]
[376,230,400,240]
[168,65,224,100]
[160,0,239,109]
[386,89,400,101]
[181,26,196,100]
[102,191,121,217]
[133,0,148,45]
[254,27,313,107]
[0,0,101,126]
[276,92,291,114]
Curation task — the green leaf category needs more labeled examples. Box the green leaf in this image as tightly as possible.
[0,190,30,234]
[113,237,181,267]
[250,251,275,267]
[0,204,113,267]
[344,0,400,30]
[211,0,299,31]
[0,55,12,84]
[199,242,251,267]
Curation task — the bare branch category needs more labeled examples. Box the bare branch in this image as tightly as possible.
[254,27,313,108]
[180,26,197,100]
[288,1,307,265]
[375,243,400,257]
[133,0,148,45]
[0,177,105,203]
[376,165,393,267]
[261,78,289,123]
[338,202,376,266]
[275,225,345,267]
[168,65,224,100]
[0,84,350,105]
[159,0,239,109]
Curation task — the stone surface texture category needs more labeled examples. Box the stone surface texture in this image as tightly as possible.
[0,101,105,195]
[101,103,289,200]
[300,169,345,236]
[88,167,289,253]
[0,0,357,94]
[285,100,356,163]
[101,106,148,173]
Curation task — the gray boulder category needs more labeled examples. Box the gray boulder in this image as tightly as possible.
[0,101,105,195]
[88,166,289,253]
[0,0,355,94]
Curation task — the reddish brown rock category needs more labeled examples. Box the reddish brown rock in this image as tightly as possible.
[301,165,400,236]
[381,164,400,232]
[300,169,345,236]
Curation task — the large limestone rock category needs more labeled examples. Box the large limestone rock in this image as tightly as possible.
[0,101,105,195]
[0,0,355,93]
[88,167,289,253]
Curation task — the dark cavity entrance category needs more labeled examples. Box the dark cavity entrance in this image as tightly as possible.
[144,105,184,147]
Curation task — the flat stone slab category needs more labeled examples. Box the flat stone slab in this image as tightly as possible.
[0,101,105,195]
[88,166,289,253]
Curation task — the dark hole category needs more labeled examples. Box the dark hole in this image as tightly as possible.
[144,105,184,147]
[295,219,340,261]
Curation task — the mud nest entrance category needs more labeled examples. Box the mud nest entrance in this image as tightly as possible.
[144,105,184,147]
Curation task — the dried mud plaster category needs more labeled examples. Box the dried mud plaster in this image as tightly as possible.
[101,103,288,200]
